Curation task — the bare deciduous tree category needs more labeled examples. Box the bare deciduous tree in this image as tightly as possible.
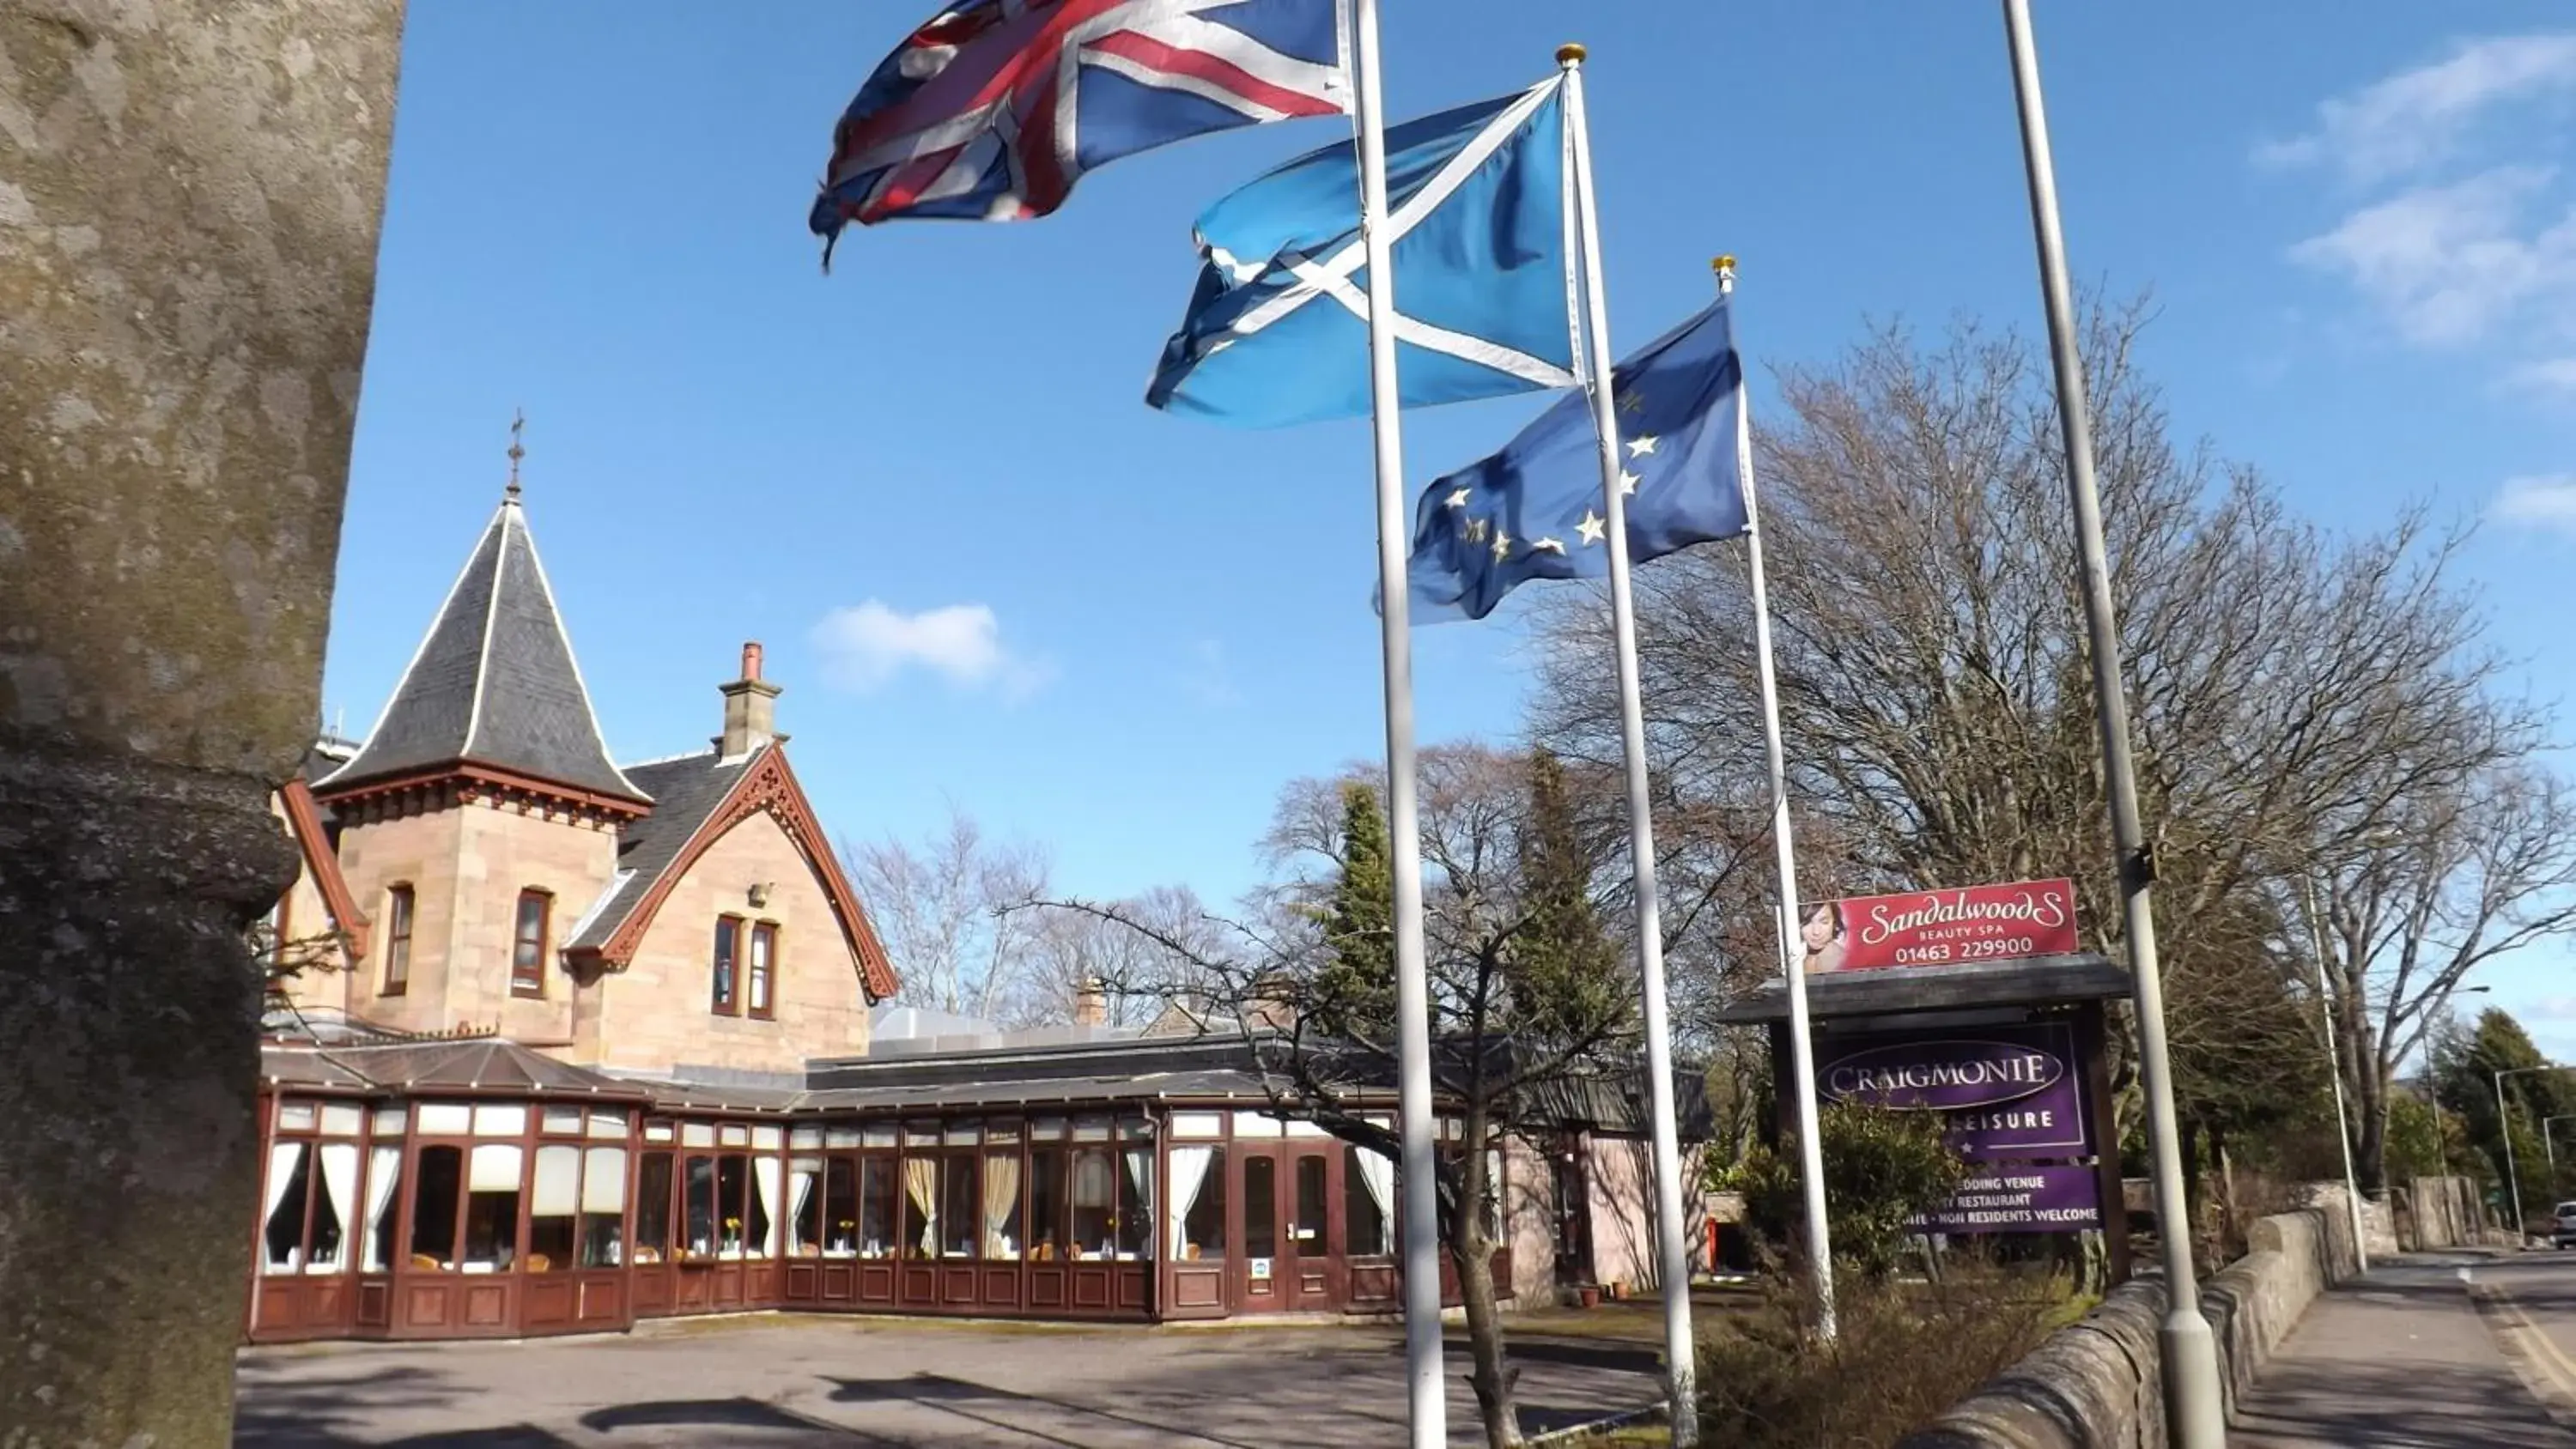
[2302,764,2576,1188]
[1053,743,1639,1449]
[841,807,1050,1022]
[1531,300,2537,1173]
[1014,884,1226,1029]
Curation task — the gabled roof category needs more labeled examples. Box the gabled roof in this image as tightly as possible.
[277,777,370,960]
[563,743,900,1002]
[565,749,757,953]
[318,495,645,806]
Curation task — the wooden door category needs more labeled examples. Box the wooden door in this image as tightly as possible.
[1283,1145,1338,1312]
[1234,1149,1285,1313]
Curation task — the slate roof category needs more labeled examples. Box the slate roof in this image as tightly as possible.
[564,748,759,952]
[319,497,645,803]
[262,1038,649,1098]
[1711,953,2129,1024]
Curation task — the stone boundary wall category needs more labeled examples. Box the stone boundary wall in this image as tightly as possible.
[2399,1175,2490,1252]
[1896,1179,2406,1449]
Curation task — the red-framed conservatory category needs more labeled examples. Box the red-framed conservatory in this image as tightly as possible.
[250,1033,1531,1343]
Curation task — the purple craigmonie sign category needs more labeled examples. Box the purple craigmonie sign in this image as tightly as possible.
[1817,1022,2090,1159]
[1905,1163,2102,1234]
[1823,1038,2064,1111]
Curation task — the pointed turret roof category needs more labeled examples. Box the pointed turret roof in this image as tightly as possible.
[319,493,647,806]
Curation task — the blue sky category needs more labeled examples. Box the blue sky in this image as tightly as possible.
[331,3,2576,1046]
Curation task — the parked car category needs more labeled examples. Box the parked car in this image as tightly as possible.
[2552,1202,2576,1249]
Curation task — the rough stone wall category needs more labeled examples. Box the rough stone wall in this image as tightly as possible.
[0,4,406,1444]
[2403,1174,2485,1251]
[331,803,467,1034]
[587,811,872,1076]
[1898,1191,2366,1449]
[447,799,617,1038]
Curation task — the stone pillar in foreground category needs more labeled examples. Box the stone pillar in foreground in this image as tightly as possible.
[0,3,404,1443]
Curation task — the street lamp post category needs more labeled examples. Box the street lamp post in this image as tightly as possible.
[1997,9,2227,1447]
[2494,1064,2576,1246]
[2300,876,2370,1273]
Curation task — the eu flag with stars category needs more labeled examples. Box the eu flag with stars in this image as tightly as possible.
[1406,298,1750,622]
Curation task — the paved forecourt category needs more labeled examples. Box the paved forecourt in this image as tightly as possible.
[234,1312,1662,1448]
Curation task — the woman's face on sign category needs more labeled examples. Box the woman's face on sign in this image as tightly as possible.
[1801,907,1836,953]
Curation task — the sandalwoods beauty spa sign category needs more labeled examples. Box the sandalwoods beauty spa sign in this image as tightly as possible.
[1805,877,2079,972]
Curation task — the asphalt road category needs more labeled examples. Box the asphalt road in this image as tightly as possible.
[2231,1250,2576,1447]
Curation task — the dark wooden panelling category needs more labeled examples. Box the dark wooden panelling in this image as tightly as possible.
[1170,1265,1225,1312]
[1029,1265,1066,1309]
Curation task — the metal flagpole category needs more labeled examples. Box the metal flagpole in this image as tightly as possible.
[1720,258,1838,1339]
[1556,45,1698,1445]
[2300,876,2370,1273]
[2499,1070,2525,1244]
[1998,3,2226,1444]
[1346,2,1447,1442]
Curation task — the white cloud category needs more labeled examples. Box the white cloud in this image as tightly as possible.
[2510,356,2576,393]
[2288,166,2576,347]
[2494,475,2576,534]
[810,600,1054,700]
[2259,33,2576,184]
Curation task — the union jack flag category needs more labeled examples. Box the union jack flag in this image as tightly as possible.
[810,0,1347,256]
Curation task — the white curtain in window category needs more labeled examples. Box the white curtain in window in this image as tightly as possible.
[1358,1146,1395,1249]
[905,1157,938,1254]
[362,1145,402,1271]
[1072,1150,1114,1208]
[981,1153,1020,1258]
[787,1159,819,1252]
[311,1143,360,1272]
[469,1143,523,1192]
[1483,1148,1504,1237]
[1166,1147,1212,1258]
[583,1147,629,1213]
[261,1143,305,1271]
[752,1155,782,1258]
[1121,1147,1154,1260]
[532,1145,580,1216]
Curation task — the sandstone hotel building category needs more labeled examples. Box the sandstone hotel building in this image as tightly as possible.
[252,473,1706,1343]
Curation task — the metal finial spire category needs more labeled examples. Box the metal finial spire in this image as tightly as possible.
[505,409,526,500]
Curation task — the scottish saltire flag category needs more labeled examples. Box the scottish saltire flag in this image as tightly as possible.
[809,0,1346,254]
[1145,78,1577,427]
[1405,298,1751,622]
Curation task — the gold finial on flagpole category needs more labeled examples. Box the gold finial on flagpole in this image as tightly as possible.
[1713,255,1737,276]
[1556,43,1587,66]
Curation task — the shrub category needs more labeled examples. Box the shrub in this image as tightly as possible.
[1715,1101,1966,1280]
[1697,1256,2074,1449]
